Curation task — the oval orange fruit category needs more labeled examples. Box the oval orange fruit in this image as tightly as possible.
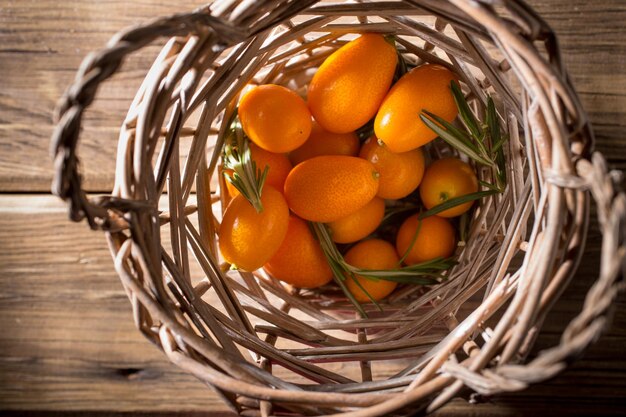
[218,185,289,271]
[263,215,333,288]
[284,155,380,223]
[344,239,399,302]
[375,64,458,152]
[419,158,479,218]
[238,84,312,153]
[289,121,360,166]
[327,197,385,244]
[308,33,398,133]
[395,214,456,265]
[358,136,425,199]
[223,143,292,199]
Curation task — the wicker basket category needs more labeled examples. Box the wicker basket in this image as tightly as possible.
[51,1,626,415]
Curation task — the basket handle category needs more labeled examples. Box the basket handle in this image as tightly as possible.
[442,153,625,397]
[50,8,245,231]
[516,154,626,377]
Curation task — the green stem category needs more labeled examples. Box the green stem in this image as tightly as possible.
[418,190,499,220]
[311,222,368,317]
[312,222,453,294]
[421,81,509,198]
[222,111,267,213]
[397,218,422,266]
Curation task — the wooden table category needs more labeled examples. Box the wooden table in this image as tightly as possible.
[1,1,625,415]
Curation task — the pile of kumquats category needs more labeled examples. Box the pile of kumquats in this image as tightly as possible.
[218,33,506,311]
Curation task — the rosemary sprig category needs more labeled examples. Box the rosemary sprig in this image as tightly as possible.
[486,97,507,188]
[420,110,494,167]
[396,217,422,266]
[310,221,370,317]
[420,80,508,192]
[311,222,454,316]
[418,190,499,220]
[222,110,268,213]
[381,203,419,224]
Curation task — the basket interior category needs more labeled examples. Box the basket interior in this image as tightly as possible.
[107,0,580,404]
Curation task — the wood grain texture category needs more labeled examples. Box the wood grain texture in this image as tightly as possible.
[0,196,221,411]
[0,196,624,415]
[0,0,625,192]
[529,1,626,171]
[0,0,204,192]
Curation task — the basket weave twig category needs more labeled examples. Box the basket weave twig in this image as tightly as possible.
[51,1,626,415]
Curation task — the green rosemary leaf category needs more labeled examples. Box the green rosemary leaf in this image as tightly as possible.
[359,274,440,285]
[331,260,369,318]
[401,256,451,269]
[421,109,474,148]
[420,112,494,167]
[451,81,483,140]
[314,222,343,262]
[225,172,246,196]
[486,96,501,147]
[491,134,508,154]
[478,180,501,192]
[347,269,383,311]
[354,267,442,281]
[311,221,454,312]
[419,189,499,219]
[348,256,455,285]
[450,82,493,161]
[497,164,507,188]
[396,217,423,266]
[222,111,265,212]
[257,165,269,194]
[381,204,419,224]
[485,96,508,189]
[496,138,507,183]
[310,222,369,317]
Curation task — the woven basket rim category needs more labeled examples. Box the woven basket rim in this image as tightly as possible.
[50,1,626,416]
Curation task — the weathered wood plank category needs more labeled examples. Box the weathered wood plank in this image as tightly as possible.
[0,195,624,415]
[0,0,203,192]
[529,1,626,171]
[0,196,220,411]
[0,0,625,191]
